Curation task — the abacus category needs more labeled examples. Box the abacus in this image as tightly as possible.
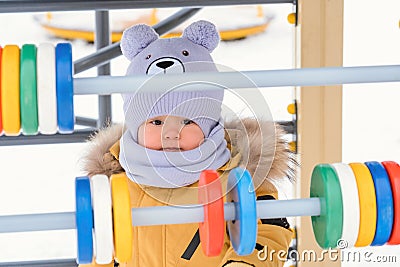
[1,161,399,264]
[0,42,304,140]
[1,44,398,137]
[0,43,74,136]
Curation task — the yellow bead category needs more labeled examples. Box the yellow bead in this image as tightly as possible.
[111,174,133,263]
[349,163,377,247]
[1,45,21,135]
[287,13,296,25]
[287,103,296,115]
[289,141,296,152]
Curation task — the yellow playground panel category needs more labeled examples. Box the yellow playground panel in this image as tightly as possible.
[36,6,272,42]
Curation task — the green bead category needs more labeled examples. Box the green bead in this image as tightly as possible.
[20,44,38,135]
[310,164,343,248]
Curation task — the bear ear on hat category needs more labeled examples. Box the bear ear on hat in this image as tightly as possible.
[120,24,159,61]
[182,20,220,52]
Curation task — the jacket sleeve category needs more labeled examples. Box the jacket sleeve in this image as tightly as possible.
[219,188,293,267]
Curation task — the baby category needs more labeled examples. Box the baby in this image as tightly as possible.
[81,20,294,267]
[119,87,230,189]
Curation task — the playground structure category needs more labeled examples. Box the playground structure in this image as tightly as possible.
[0,0,399,267]
[34,6,273,42]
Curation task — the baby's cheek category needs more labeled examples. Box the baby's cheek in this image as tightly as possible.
[181,127,204,150]
[141,128,163,150]
[144,139,162,150]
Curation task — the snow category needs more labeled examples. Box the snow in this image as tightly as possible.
[0,1,399,265]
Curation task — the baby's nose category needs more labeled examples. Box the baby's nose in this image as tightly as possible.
[163,128,180,139]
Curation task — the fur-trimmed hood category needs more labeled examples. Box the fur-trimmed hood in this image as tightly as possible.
[80,118,296,184]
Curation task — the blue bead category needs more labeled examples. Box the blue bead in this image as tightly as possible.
[227,167,257,255]
[56,43,74,133]
[365,161,394,245]
[75,176,93,263]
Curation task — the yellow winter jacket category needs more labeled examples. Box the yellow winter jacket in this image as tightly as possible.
[80,119,295,267]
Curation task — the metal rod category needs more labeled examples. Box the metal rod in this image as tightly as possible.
[74,8,202,74]
[74,42,120,75]
[131,198,321,226]
[75,116,98,128]
[74,65,400,95]
[0,198,320,232]
[0,0,294,13]
[95,10,112,129]
[0,212,76,233]
[0,129,95,146]
[256,198,320,219]
[0,259,78,267]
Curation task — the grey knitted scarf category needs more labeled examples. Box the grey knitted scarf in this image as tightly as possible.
[119,121,231,188]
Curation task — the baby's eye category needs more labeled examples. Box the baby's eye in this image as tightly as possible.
[182,50,189,56]
[151,120,163,125]
[146,54,151,59]
[182,119,193,125]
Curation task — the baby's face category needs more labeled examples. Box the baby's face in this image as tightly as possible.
[137,115,204,151]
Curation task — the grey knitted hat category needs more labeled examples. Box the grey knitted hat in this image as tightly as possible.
[123,89,224,141]
[121,20,224,141]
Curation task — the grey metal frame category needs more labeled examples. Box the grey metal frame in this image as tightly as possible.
[0,0,294,13]
[95,10,112,129]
